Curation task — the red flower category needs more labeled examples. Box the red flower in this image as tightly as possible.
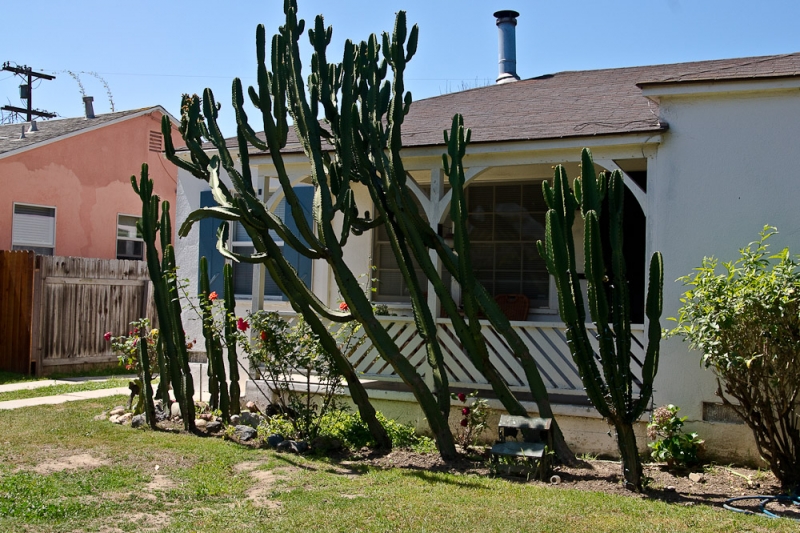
[339,302,349,311]
[457,392,466,403]
[260,331,268,341]
[462,407,470,416]
[104,332,112,342]
[460,418,468,427]
[237,317,249,332]
[209,291,218,301]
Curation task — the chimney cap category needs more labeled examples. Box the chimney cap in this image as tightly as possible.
[494,10,520,20]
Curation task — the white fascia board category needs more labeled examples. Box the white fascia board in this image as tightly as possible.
[0,106,178,162]
[248,133,663,173]
[639,77,800,103]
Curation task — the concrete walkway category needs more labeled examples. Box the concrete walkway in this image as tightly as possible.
[0,376,134,411]
[0,387,130,410]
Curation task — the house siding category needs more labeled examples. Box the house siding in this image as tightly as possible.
[0,111,179,258]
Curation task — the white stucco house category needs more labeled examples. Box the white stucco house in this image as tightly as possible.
[174,12,800,460]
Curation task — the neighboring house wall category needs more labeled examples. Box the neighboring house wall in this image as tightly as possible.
[649,87,800,423]
[0,111,179,258]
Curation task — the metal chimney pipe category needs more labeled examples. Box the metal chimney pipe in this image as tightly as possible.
[27,120,38,133]
[83,96,95,119]
[494,10,520,84]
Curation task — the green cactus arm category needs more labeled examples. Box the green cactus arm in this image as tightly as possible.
[632,251,663,418]
[199,256,221,411]
[607,171,632,404]
[223,264,240,416]
[579,148,602,218]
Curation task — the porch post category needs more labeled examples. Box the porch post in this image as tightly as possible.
[426,167,445,390]
[250,172,267,316]
[248,172,267,378]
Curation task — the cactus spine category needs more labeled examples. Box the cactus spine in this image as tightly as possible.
[132,164,196,432]
[537,148,663,491]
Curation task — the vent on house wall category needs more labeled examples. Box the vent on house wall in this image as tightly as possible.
[702,402,745,425]
[148,131,163,152]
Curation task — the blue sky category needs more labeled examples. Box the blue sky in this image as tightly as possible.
[2,0,799,137]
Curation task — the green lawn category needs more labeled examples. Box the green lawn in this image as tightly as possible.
[0,371,45,385]
[0,396,794,532]
[0,378,132,402]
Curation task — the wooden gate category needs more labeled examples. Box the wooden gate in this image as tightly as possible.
[36,256,155,375]
[0,251,36,374]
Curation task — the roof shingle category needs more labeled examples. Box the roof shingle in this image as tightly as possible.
[0,108,154,156]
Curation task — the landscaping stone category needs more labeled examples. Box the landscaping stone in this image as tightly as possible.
[240,411,262,428]
[230,414,240,425]
[199,412,213,421]
[109,414,121,424]
[109,406,126,417]
[277,440,308,454]
[131,414,145,428]
[118,413,132,425]
[234,425,257,442]
[206,421,222,433]
[93,413,108,421]
[245,401,261,413]
[689,472,705,483]
[195,419,208,430]
[154,402,169,422]
[266,434,285,448]
[170,403,182,418]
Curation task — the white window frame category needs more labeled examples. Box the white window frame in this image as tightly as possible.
[116,214,144,260]
[12,202,56,255]
[229,219,285,300]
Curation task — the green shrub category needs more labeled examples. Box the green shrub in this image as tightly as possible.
[647,405,703,467]
[319,411,436,453]
[670,226,800,487]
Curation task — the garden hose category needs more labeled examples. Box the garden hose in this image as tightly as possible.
[723,494,800,521]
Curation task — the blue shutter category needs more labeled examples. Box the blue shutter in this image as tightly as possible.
[199,190,225,295]
[281,186,314,299]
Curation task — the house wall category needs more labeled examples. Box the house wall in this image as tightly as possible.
[0,111,180,258]
[648,88,800,459]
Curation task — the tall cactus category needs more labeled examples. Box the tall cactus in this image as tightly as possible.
[163,2,456,456]
[199,256,231,420]
[537,148,663,491]
[132,164,196,432]
[223,264,241,415]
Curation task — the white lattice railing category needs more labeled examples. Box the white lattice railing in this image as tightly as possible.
[319,314,646,396]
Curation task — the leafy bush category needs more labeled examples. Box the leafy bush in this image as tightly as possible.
[647,405,703,466]
[451,391,489,449]
[319,411,436,453]
[670,227,800,486]
[243,312,346,441]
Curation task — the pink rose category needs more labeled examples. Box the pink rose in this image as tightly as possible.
[460,418,468,427]
[237,317,249,332]
[104,332,112,342]
[457,392,466,403]
[462,407,470,416]
[339,302,349,311]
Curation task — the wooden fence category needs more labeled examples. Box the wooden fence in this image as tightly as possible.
[0,252,155,376]
[0,251,36,374]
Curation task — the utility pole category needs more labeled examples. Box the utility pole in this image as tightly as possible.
[1,62,56,121]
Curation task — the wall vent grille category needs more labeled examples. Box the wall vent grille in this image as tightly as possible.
[148,131,162,152]
[702,402,745,425]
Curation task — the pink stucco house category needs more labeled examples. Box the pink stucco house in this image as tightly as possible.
[0,102,182,259]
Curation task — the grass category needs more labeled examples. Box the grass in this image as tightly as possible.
[0,371,45,385]
[0,396,796,532]
[0,378,132,402]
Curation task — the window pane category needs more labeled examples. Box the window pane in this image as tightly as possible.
[13,204,55,247]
